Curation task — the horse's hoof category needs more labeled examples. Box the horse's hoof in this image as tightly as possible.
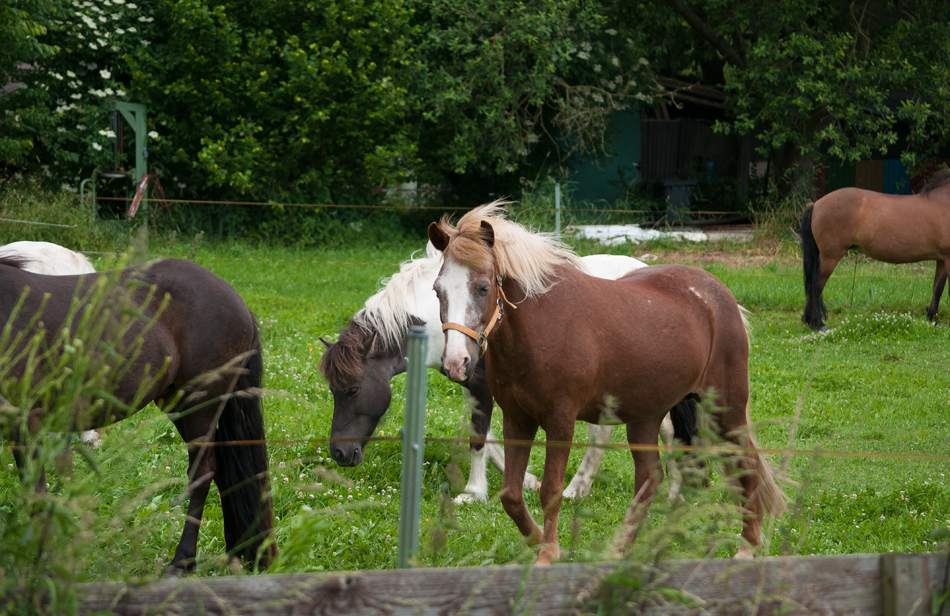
[734,544,755,559]
[163,557,196,577]
[454,491,487,504]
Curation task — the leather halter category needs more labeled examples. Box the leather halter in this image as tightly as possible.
[441,275,516,356]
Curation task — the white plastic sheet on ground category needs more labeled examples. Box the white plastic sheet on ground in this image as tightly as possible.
[569,225,708,246]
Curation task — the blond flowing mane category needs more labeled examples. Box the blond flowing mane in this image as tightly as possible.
[353,243,441,352]
[435,201,583,298]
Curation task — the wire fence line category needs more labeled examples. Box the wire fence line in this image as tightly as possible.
[91,195,735,216]
[26,434,950,463]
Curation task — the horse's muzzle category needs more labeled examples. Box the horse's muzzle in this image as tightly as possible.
[331,443,364,467]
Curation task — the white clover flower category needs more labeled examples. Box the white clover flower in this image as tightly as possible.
[67,70,76,78]
[148,130,158,139]
[100,69,111,79]
[92,143,102,151]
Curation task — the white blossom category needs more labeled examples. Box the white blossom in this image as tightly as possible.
[70,93,82,99]
[76,124,86,130]
[92,143,102,151]
[100,69,111,79]
[148,131,159,139]
[98,129,116,138]
[57,127,67,133]
[66,70,76,78]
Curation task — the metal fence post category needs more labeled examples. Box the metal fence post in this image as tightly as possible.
[555,183,561,238]
[398,325,427,568]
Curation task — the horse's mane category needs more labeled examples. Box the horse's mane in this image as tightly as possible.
[319,244,441,390]
[434,200,583,298]
[921,169,950,195]
[0,255,30,270]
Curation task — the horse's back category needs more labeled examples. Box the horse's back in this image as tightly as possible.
[0,241,95,275]
[129,259,256,379]
[812,187,950,261]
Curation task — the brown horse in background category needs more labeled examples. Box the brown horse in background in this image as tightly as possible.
[801,169,950,330]
[428,202,785,564]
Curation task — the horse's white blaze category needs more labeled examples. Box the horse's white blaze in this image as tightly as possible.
[436,259,480,382]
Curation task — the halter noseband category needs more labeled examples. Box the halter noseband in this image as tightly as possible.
[441,275,516,356]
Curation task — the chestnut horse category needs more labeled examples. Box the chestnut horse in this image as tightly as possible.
[319,244,694,503]
[801,169,950,330]
[0,257,276,573]
[428,203,784,563]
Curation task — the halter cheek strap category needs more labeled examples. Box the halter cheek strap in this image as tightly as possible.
[441,275,516,356]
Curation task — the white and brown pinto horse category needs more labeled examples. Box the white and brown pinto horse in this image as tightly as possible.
[320,243,691,503]
[428,203,785,563]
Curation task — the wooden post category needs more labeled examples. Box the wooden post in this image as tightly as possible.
[883,553,932,616]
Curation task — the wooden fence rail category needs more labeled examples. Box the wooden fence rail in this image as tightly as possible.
[78,552,946,615]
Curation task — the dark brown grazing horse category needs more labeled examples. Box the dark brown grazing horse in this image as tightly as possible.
[428,202,785,564]
[0,257,276,573]
[801,169,950,330]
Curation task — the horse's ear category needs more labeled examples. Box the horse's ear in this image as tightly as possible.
[361,331,378,358]
[428,223,450,252]
[319,337,332,349]
[479,220,495,248]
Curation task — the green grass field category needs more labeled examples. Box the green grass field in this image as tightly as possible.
[3,229,950,580]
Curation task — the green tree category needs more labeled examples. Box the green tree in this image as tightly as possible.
[0,0,62,165]
[639,0,950,196]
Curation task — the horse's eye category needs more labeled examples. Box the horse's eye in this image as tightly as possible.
[477,285,489,296]
[346,387,360,397]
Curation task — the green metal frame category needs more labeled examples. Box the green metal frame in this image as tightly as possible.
[112,101,148,184]
[82,102,149,224]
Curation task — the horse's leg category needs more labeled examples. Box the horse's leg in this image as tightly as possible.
[928,260,947,322]
[812,252,844,330]
[12,445,47,494]
[613,419,662,550]
[456,378,493,503]
[498,414,543,550]
[659,414,684,502]
[166,409,217,574]
[563,423,613,499]
[534,420,576,564]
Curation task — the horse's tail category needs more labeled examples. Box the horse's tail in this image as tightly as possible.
[669,398,698,446]
[215,323,277,569]
[800,203,825,318]
[746,417,787,517]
